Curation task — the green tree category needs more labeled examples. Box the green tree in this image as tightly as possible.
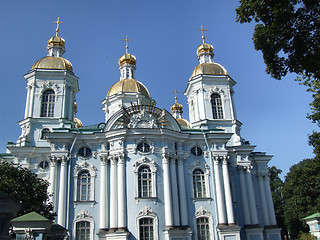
[282,158,320,239]
[269,166,288,239]
[236,0,320,156]
[0,161,53,218]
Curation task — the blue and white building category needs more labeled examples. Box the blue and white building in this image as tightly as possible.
[0,23,282,240]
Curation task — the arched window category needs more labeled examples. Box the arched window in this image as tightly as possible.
[193,169,206,198]
[211,93,223,119]
[41,89,55,117]
[196,217,210,240]
[138,166,152,198]
[133,157,157,200]
[78,170,91,201]
[75,220,91,240]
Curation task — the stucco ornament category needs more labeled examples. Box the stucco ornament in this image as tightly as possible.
[195,206,211,217]
[128,109,158,128]
[138,206,157,217]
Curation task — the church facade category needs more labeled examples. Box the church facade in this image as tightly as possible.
[0,22,282,240]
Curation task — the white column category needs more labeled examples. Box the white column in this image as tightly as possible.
[238,167,251,225]
[24,85,31,118]
[170,158,180,226]
[49,157,57,211]
[258,174,270,226]
[162,153,173,227]
[222,156,235,224]
[213,157,227,224]
[68,89,73,120]
[109,156,118,229]
[245,167,259,225]
[61,86,66,118]
[264,175,277,225]
[118,154,127,229]
[177,157,188,226]
[28,83,35,117]
[57,156,68,227]
[100,155,108,229]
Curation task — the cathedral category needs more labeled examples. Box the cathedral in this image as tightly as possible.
[0,19,282,240]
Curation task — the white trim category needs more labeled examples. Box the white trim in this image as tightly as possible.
[73,209,94,240]
[133,157,157,199]
[189,160,210,199]
[74,161,97,202]
[136,206,158,240]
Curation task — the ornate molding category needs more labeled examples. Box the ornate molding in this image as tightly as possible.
[133,156,157,172]
[74,209,94,222]
[137,206,157,218]
[195,206,211,217]
[74,161,97,177]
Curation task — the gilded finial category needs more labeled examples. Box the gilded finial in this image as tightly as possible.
[197,25,207,44]
[52,17,64,37]
[173,88,179,103]
[122,35,132,54]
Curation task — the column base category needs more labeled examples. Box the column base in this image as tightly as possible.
[163,227,193,240]
[97,229,129,240]
[264,226,281,240]
[217,224,241,240]
[245,226,264,240]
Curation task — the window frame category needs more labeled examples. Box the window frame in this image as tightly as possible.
[210,93,224,119]
[73,210,94,240]
[74,161,97,203]
[194,206,214,240]
[136,206,158,240]
[189,161,210,200]
[40,89,55,117]
[133,157,157,200]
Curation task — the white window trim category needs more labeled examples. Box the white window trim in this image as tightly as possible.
[206,86,226,120]
[73,209,94,240]
[189,160,210,199]
[74,161,97,202]
[133,157,157,199]
[194,206,214,240]
[136,206,158,240]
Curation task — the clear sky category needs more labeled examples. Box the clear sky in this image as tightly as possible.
[0,0,315,177]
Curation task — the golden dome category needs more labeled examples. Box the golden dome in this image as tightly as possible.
[171,102,183,111]
[31,56,73,72]
[74,117,83,128]
[107,78,150,97]
[197,43,213,55]
[48,36,65,47]
[176,118,190,127]
[118,53,136,66]
[190,62,228,79]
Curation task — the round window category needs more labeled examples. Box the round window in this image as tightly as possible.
[39,160,49,170]
[191,146,203,156]
[78,147,92,158]
[137,142,150,153]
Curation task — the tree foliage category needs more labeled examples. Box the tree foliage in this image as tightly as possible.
[236,0,320,80]
[282,158,320,239]
[236,1,320,157]
[0,161,53,218]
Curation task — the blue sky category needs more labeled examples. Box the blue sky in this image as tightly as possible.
[0,0,315,176]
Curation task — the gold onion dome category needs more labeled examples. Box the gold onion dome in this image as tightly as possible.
[176,118,190,128]
[118,53,136,66]
[48,36,65,47]
[171,102,183,112]
[107,78,150,97]
[31,56,73,72]
[197,42,214,55]
[190,62,228,79]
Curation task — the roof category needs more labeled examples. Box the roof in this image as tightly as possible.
[11,212,49,222]
[303,213,320,220]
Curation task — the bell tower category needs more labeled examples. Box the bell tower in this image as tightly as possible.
[17,18,79,147]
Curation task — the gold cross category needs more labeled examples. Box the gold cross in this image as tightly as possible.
[122,35,132,54]
[173,88,179,103]
[52,17,64,37]
[197,25,207,44]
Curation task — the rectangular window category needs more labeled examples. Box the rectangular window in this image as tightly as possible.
[139,218,154,240]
